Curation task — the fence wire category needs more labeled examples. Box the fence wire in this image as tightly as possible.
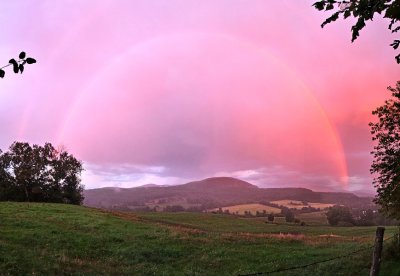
[239,234,396,276]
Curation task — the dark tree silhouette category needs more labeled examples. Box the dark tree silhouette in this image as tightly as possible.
[313,0,400,63]
[0,51,36,78]
[281,207,295,222]
[326,205,354,226]
[0,142,84,205]
[369,82,400,219]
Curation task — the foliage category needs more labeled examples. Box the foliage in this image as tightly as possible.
[0,51,36,78]
[0,142,84,204]
[281,207,295,223]
[326,205,355,226]
[267,213,275,222]
[313,0,400,63]
[369,82,400,219]
[355,209,376,226]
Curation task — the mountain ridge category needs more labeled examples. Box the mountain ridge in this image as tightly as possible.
[84,177,373,210]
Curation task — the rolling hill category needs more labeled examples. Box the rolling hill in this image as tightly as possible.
[84,177,373,210]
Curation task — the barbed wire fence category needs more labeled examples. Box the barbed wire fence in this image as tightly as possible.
[239,231,398,276]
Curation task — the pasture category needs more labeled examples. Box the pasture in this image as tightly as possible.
[271,199,334,210]
[209,203,281,215]
[0,202,398,275]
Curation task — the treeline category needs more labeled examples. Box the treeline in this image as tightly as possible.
[326,205,399,226]
[0,142,84,205]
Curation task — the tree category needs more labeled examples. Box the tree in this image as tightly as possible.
[0,142,84,205]
[267,213,275,222]
[313,0,400,63]
[326,205,355,225]
[369,82,400,219]
[281,207,295,223]
[356,209,375,225]
[0,51,36,78]
[285,210,295,223]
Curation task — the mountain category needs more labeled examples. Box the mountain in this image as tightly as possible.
[83,177,373,210]
[137,184,170,188]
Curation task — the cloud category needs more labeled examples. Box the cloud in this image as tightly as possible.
[82,162,190,189]
[0,1,396,192]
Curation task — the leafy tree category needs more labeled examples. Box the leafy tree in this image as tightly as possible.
[281,207,295,223]
[354,209,375,225]
[369,82,400,219]
[0,142,84,204]
[0,51,36,78]
[313,0,400,63]
[326,205,355,225]
[285,210,295,223]
[267,213,275,222]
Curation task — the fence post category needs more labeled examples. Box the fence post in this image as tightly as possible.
[370,226,385,276]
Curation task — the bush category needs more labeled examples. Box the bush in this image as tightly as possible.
[383,234,400,259]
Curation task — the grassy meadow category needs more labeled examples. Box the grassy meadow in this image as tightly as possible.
[209,203,281,215]
[270,200,334,210]
[0,202,399,275]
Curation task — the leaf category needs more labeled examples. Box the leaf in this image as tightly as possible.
[390,40,400,50]
[26,58,36,64]
[19,64,24,74]
[313,1,326,11]
[0,69,5,78]
[8,59,19,73]
[351,18,366,42]
[321,12,340,28]
[326,3,334,11]
[12,63,19,73]
[19,52,26,59]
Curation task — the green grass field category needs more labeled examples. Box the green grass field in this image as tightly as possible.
[0,202,399,275]
[297,211,329,225]
[209,203,281,215]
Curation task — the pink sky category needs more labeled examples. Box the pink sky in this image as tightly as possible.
[0,1,398,194]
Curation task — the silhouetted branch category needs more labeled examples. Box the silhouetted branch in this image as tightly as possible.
[0,51,36,78]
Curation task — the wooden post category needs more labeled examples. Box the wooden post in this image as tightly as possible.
[370,226,385,276]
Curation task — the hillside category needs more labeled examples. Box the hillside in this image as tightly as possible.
[0,202,398,275]
[84,177,373,210]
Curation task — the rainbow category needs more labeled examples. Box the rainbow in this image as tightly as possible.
[54,31,349,188]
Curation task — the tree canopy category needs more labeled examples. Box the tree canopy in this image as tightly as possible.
[326,205,355,225]
[313,0,400,63]
[369,82,400,219]
[0,142,84,205]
